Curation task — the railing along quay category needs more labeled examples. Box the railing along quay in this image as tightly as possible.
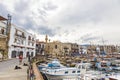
[27,55,44,80]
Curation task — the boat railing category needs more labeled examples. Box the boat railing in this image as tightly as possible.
[76,63,91,69]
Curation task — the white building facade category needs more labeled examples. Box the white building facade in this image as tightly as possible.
[8,24,36,59]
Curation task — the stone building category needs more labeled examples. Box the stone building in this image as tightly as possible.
[45,41,63,56]
[45,40,79,56]
[0,16,8,58]
[70,43,79,54]
[80,44,120,57]
[98,45,117,54]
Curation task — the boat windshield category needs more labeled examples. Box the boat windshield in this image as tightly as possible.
[48,63,60,67]
[48,59,61,68]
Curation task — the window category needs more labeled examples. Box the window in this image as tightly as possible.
[22,32,26,38]
[42,45,44,48]
[77,45,78,47]
[32,43,34,46]
[14,38,17,43]
[48,46,50,48]
[65,71,68,74]
[21,40,24,44]
[55,45,57,49]
[28,36,31,40]
[36,44,38,47]
[1,29,4,34]
[72,71,76,73]
[28,42,30,45]
[77,71,80,73]
[32,38,34,41]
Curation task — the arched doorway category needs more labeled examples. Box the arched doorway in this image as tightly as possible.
[31,52,33,57]
[11,51,16,58]
[26,52,29,57]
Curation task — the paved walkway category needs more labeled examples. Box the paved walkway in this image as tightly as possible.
[33,62,44,80]
[0,58,28,80]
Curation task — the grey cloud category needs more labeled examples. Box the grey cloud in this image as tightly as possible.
[0,1,56,37]
[0,0,58,38]
[23,17,35,29]
[38,9,47,17]
[36,26,65,37]
[1,0,120,44]
[0,0,33,30]
[80,32,101,42]
[82,36,100,42]
[0,3,9,17]
[12,14,35,30]
[60,9,102,26]
[31,11,47,24]
[58,0,120,27]
[81,33,93,40]
[37,26,56,37]
[43,2,58,11]
[14,0,30,13]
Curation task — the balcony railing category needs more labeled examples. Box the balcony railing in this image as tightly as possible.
[15,34,26,39]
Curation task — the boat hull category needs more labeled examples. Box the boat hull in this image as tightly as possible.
[45,73,81,80]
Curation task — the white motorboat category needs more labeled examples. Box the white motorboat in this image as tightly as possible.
[107,72,120,80]
[38,59,87,80]
[95,60,112,71]
[111,60,120,71]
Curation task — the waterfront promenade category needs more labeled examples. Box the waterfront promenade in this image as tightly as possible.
[0,58,44,80]
[0,58,28,80]
[33,62,44,80]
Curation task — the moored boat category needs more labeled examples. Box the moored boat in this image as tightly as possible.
[38,59,87,80]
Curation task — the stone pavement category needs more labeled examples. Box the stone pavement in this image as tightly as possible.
[0,58,28,80]
[33,62,44,80]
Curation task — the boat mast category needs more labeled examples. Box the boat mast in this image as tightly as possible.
[102,37,106,60]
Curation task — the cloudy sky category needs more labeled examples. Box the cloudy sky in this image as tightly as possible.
[0,0,120,45]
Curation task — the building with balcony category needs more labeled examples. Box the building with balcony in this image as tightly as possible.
[36,40,46,55]
[8,24,36,59]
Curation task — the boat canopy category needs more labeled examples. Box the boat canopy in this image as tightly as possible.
[48,59,62,68]
[48,63,60,67]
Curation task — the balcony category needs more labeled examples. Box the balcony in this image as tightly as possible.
[15,33,26,39]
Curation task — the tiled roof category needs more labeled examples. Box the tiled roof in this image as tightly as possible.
[0,16,7,21]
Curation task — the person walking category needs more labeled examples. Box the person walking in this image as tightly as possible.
[19,55,23,65]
